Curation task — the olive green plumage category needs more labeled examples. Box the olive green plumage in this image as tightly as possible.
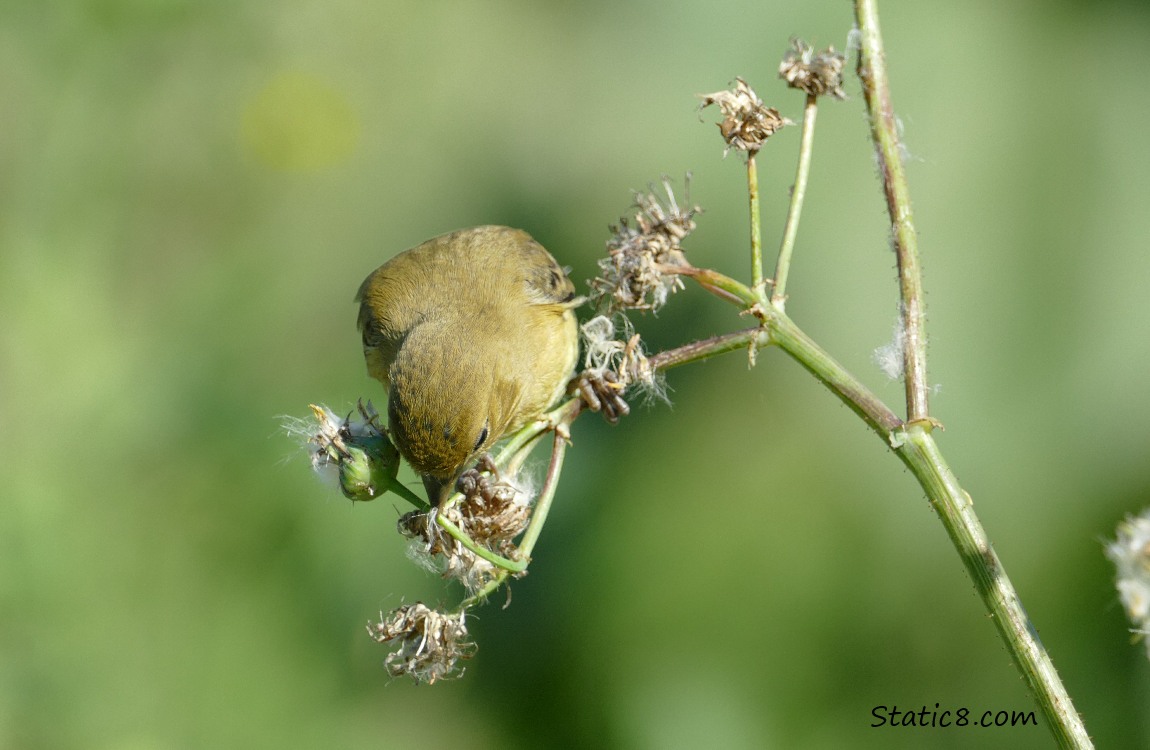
[356,225,579,503]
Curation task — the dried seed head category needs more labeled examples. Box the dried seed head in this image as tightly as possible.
[699,78,791,155]
[451,471,531,555]
[778,38,847,99]
[578,317,633,423]
[400,472,532,591]
[590,177,700,314]
[578,315,664,420]
[367,603,475,683]
[582,315,629,373]
[1107,509,1150,658]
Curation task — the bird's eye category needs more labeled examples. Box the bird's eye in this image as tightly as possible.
[473,423,490,452]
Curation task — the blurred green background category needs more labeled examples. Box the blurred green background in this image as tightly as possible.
[4,0,1150,747]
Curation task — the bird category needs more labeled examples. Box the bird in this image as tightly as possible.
[356,225,580,505]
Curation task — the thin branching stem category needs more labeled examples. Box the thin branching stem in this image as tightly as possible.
[488,398,580,473]
[675,265,760,307]
[772,93,818,309]
[648,327,767,371]
[516,429,568,558]
[648,284,902,437]
[853,0,928,424]
[457,569,503,611]
[667,263,902,434]
[435,399,581,587]
[457,426,571,610]
[436,514,527,573]
[389,480,430,510]
[491,421,548,469]
[747,153,764,295]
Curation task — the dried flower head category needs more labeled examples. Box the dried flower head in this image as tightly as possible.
[778,38,847,99]
[590,177,699,314]
[451,469,532,552]
[400,471,532,591]
[367,603,475,683]
[576,316,664,421]
[1107,509,1150,657]
[699,78,791,155]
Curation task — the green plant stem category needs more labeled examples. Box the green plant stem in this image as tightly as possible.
[664,266,901,434]
[648,311,901,437]
[436,399,582,582]
[772,93,818,309]
[458,428,570,610]
[436,514,527,573]
[672,262,1089,745]
[438,430,547,513]
[492,422,546,465]
[854,1,1090,746]
[747,153,764,295]
[491,398,581,469]
[675,265,760,307]
[388,482,429,510]
[647,327,766,371]
[854,0,928,424]
[516,429,567,558]
[457,570,504,612]
[892,427,1092,750]
[768,311,902,436]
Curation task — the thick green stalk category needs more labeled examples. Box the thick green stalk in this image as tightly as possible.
[767,310,901,436]
[673,257,1089,745]
[892,427,1091,749]
[853,1,1090,746]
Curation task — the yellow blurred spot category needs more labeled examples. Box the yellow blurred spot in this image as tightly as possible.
[241,72,360,172]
